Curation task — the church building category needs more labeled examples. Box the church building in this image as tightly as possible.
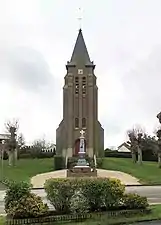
[56,29,104,158]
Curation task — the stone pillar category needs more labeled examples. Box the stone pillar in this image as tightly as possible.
[87,74,94,157]
[67,76,74,156]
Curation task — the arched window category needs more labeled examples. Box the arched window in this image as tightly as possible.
[75,118,79,128]
[82,118,86,128]
[75,77,79,94]
[82,77,86,94]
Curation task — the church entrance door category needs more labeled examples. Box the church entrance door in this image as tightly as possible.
[74,139,80,156]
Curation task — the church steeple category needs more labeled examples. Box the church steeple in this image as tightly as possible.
[68,29,93,66]
[56,27,104,158]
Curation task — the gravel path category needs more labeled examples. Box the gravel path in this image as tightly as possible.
[31,169,140,188]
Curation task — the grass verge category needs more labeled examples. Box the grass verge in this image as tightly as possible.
[1,157,161,189]
[0,158,54,189]
[102,157,161,185]
[1,205,161,225]
[62,205,161,224]
[0,217,4,225]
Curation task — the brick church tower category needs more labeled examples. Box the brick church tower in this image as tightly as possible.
[56,29,104,158]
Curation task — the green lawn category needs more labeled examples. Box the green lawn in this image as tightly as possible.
[102,157,161,185]
[1,205,161,225]
[0,217,4,225]
[1,157,161,188]
[0,158,54,189]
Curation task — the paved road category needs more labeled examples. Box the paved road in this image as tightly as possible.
[1,186,161,214]
[132,222,161,225]
[125,186,161,204]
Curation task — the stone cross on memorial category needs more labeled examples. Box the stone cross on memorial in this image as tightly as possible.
[80,129,85,138]
[79,130,85,154]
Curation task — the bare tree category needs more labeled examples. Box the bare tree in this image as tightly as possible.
[156,112,161,168]
[5,119,19,166]
[17,133,25,149]
[33,138,46,150]
[153,129,161,168]
[127,125,144,165]
[127,129,137,163]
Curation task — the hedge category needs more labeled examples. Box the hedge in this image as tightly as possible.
[18,152,55,159]
[54,155,65,170]
[4,178,149,223]
[104,151,131,158]
[2,151,55,160]
[44,177,148,215]
[104,150,158,162]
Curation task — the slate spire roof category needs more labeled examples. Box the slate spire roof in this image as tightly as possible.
[68,29,93,65]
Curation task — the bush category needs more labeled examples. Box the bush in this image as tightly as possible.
[70,191,89,214]
[19,152,55,159]
[80,178,106,211]
[30,151,55,159]
[44,177,125,214]
[104,150,132,158]
[17,146,55,159]
[54,155,65,170]
[123,193,149,209]
[44,178,77,214]
[6,193,48,219]
[1,150,8,160]
[80,178,125,211]
[96,158,103,168]
[104,150,158,162]
[67,157,78,169]
[103,178,125,210]
[5,181,32,211]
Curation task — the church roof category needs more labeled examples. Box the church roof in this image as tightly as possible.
[68,29,93,66]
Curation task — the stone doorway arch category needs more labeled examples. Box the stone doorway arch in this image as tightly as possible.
[74,138,87,156]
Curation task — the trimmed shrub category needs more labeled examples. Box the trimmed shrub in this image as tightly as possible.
[18,152,55,159]
[30,151,55,159]
[44,177,125,214]
[67,157,78,169]
[80,178,125,211]
[70,191,89,214]
[54,155,65,170]
[104,150,132,158]
[79,178,106,211]
[5,181,32,211]
[44,178,77,214]
[103,178,125,210]
[96,158,103,168]
[123,193,149,209]
[1,150,8,160]
[104,150,158,162]
[6,193,48,219]
[17,146,55,159]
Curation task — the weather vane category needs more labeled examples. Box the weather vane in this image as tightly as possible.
[78,7,82,29]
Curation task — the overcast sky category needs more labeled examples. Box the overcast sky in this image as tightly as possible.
[0,0,161,148]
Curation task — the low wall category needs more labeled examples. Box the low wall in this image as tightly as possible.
[67,169,97,177]
[6,209,151,225]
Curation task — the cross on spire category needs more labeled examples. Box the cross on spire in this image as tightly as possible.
[78,7,82,29]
